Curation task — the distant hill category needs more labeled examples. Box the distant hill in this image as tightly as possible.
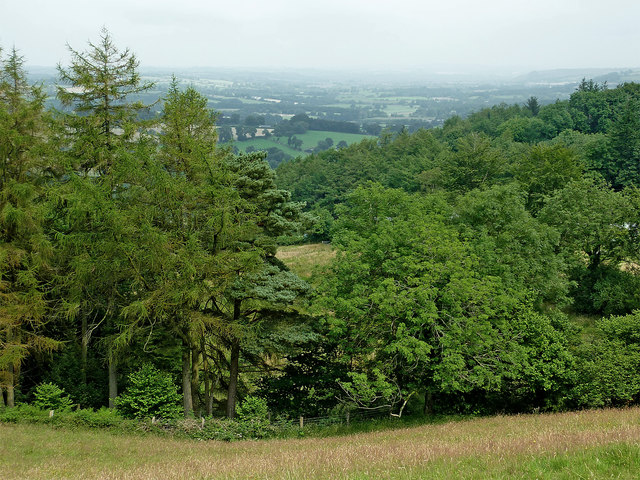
[515,68,640,85]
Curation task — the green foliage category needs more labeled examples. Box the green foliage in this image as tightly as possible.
[233,395,275,438]
[56,27,154,174]
[591,267,640,316]
[7,31,640,420]
[319,183,574,415]
[454,184,570,306]
[0,46,58,407]
[115,364,182,419]
[570,339,640,408]
[236,395,269,420]
[32,382,74,412]
[513,143,583,213]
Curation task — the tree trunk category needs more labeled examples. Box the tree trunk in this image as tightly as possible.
[6,363,15,408]
[182,341,193,417]
[226,299,242,419]
[108,358,117,409]
[226,339,240,419]
[423,390,433,415]
[203,338,212,417]
[191,347,201,417]
[81,315,88,385]
[0,388,5,408]
[207,393,215,417]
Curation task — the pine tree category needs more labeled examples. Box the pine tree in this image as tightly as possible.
[213,151,310,418]
[118,80,238,416]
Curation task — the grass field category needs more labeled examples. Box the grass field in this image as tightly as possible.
[276,243,335,279]
[234,130,373,157]
[3,408,640,479]
[234,138,302,157]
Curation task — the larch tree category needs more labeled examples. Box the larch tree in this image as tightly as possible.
[119,80,239,416]
[0,48,59,407]
[56,26,154,175]
[52,29,155,408]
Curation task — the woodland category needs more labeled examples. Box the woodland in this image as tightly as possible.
[3,29,640,430]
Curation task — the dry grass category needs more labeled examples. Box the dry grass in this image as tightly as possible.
[276,243,336,279]
[3,408,640,479]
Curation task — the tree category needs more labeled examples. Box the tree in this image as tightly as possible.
[539,179,638,313]
[513,143,583,213]
[56,27,154,174]
[607,98,640,189]
[52,29,155,408]
[454,184,570,307]
[119,79,236,417]
[0,48,59,407]
[525,96,540,116]
[318,184,572,414]
[115,364,182,419]
[441,133,506,192]
[210,152,310,418]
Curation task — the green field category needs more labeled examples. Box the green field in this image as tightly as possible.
[234,130,374,156]
[276,243,335,279]
[3,407,640,479]
[233,138,302,157]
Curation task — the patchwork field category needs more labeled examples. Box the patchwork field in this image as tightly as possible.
[3,408,640,479]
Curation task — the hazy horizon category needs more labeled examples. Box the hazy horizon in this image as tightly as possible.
[3,0,640,73]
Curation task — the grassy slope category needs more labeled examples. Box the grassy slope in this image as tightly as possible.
[3,408,640,479]
[276,243,335,279]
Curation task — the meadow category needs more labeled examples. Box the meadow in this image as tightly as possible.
[3,407,640,479]
[276,243,335,279]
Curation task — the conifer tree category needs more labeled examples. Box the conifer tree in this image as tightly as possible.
[56,27,154,174]
[119,80,237,416]
[213,152,310,418]
[52,30,155,408]
[0,48,58,407]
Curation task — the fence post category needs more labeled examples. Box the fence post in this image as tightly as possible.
[299,416,304,429]
[49,410,54,418]
[346,411,350,426]
[201,417,205,429]
[152,416,156,424]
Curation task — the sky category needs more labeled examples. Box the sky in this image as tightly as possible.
[2,0,640,72]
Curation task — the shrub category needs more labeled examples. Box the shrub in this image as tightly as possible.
[115,364,182,420]
[32,382,74,412]
[235,396,275,439]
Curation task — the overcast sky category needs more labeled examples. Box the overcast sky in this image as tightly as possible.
[2,0,639,72]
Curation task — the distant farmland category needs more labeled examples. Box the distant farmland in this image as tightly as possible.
[233,130,374,156]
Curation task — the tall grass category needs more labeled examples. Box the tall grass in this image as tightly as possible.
[276,243,335,280]
[3,407,640,479]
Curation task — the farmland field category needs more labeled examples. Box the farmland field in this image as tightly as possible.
[234,130,374,156]
[3,408,640,479]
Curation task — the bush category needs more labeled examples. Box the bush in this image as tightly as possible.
[67,407,126,429]
[115,364,182,420]
[235,396,275,439]
[32,382,74,412]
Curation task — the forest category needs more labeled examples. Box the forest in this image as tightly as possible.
[3,29,640,433]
